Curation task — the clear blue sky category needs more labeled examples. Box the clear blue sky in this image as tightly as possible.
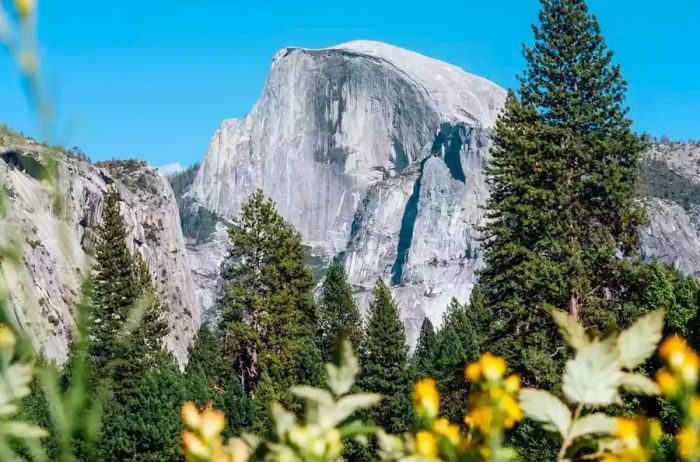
[1,0,698,169]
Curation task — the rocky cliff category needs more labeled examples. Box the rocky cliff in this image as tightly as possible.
[186,41,700,347]
[639,142,700,278]
[0,129,199,365]
[187,40,506,344]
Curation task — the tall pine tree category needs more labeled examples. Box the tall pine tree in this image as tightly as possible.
[358,281,414,433]
[479,0,644,388]
[433,299,479,423]
[220,189,324,405]
[92,187,171,395]
[92,187,139,372]
[318,262,363,360]
[131,252,169,364]
[413,317,437,379]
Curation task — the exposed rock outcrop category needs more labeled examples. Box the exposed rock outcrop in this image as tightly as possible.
[188,40,506,344]
[639,143,700,278]
[0,133,199,365]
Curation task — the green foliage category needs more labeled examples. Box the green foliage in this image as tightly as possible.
[479,0,645,390]
[414,317,438,379]
[99,355,185,462]
[318,262,363,362]
[184,326,255,438]
[358,281,415,433]
[168,164,218,243]
[638,157,700,213]
[178,198,219,243]
[131,253,169,363]
[433,299,480,424]
[92,188,139,373]
[220,190,323,419]
[519,309,665,460]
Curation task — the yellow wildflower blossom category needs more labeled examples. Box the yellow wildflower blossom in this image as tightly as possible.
[681,352,700,385]
[465,362,481,382]
[504,374,520,393]
[660,336,690,371]
[415,431,437,459]
[465,407,494,434]
[501,395,523,429]
[677,426,699,461]
[479,353,506,381]
[614,418,641,450]
[414,378,440,418]
[656,370,679,397]
[433,418,461,444]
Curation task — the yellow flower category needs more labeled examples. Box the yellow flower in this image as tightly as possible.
[465,407,494,434]
[660,336,690,370]
[465,362,481,382]
[677,426,698,461]
[182,431,210,460]
[504,374,520,393]
[414,378,440,418]
[479,353,506,381]
[200,408,226,440]
[415,431,437,459]
[656,370,679,398]
[501,395,523,429]
[433,418,461,444]
[682,352,700,385]
[182,402,201,429]
[614,418,642,451]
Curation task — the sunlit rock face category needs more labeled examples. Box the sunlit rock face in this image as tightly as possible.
[639,143,700,278]
[0,138,198,366]
[189,40,507,345]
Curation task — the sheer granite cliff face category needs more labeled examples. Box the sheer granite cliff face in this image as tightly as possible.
[639,143,700,278]
[188,41,506,344]
[0,137,198,366]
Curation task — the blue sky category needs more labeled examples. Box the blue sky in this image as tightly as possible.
[1,0,698,170]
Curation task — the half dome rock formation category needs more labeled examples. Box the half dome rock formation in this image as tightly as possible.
[188,40,506,344]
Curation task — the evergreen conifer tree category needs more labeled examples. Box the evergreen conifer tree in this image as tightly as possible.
[413,317,437,379]
[479,0,644,388]
[131,252,169,365]
[184,326,255,438]
[433,299,479,423]
[318,262,363,360]
[99,354,186,462]
[92,188,139,372]
[219,190,323,404]
[358,281,414,433]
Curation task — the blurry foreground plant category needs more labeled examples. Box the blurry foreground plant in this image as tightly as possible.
[657,336,700,461]
[519,309,665,462]
[182,339,381,462]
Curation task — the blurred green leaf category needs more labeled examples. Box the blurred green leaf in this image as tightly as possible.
[550,309,589,351]
[617,309,664,370]
[563,339,622,406]
[568,413,616,440]
[326,339,358,396]
[519,388,571,436]
[619,373,660,395]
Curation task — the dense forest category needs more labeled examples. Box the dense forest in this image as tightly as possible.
[2,0,700,462]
